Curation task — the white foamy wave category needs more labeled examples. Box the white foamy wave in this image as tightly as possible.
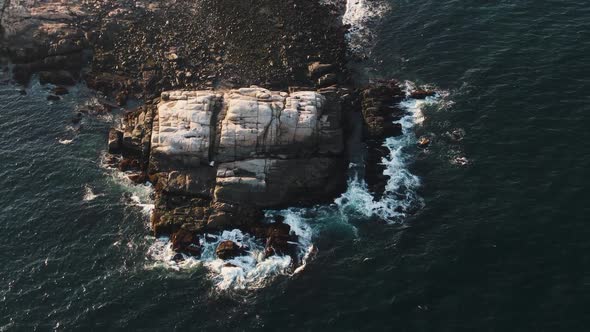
[335,82,444,222]
[146,211,314,290]
[342,0,389,56]
[58,138,74,145]
[83,185,101,201]
[126,182,155,216]
[100,153,155,216]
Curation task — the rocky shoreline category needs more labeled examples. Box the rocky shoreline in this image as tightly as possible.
[1,0,429,267]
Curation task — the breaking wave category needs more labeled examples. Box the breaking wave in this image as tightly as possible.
[82,184,101,201]
[146,212,314,290]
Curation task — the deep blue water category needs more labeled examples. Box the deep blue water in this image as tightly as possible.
[1,0,590,330]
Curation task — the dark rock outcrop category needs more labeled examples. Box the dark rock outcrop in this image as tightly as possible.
[171,224,202,257]
[216,240,243,260]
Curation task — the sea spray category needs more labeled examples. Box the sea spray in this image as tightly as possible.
[82,184,100,201]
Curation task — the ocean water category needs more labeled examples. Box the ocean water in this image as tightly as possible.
[1,0,590,331]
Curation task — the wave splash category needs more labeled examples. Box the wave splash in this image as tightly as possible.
[146,212,314,290]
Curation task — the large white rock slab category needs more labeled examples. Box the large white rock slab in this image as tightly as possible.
[216,88,327,162]
[151,91,222,167]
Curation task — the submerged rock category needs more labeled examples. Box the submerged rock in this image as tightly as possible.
[417,136,431,149]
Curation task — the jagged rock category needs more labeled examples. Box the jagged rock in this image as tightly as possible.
[206,202,263,231]
[410,90,436,99]
[127,172,147,184]
[317,73,338,87]
[216,240,243,260]
[417,136,431,148]
[263,216,297,258]
[308,62,334,79]
[120,106,155,168]
[171,224,202,256]
[108,129,123,154]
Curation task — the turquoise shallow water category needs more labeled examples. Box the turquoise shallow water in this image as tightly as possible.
[2,0,590,330]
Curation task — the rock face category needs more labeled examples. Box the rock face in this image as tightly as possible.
[143,87,347,240]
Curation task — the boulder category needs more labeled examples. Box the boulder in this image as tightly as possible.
[112,87,347,240]
[317,73,338,87]
[410,90,436,99]
[264,216,297,258]
[308,62,334,79]
[417,136,431,149]
[171,224,202,256]
[215,240,243,260]
[108,129,123,154]
[127,172,147,184]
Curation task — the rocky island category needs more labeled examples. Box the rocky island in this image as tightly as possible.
[1,0,426,267]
